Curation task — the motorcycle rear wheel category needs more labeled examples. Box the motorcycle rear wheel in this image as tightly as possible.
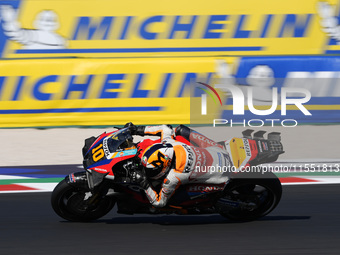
[217,171,282,221]
[51,179,115,222]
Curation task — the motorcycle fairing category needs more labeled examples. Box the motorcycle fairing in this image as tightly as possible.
[225,138,258,168]
[83,128,137,178]
[224,130,284,168]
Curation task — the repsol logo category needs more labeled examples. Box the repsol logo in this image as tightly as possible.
[183,144,194,172]
[102,138,110,158]
[71,14,313,41]
[243,138,251,157]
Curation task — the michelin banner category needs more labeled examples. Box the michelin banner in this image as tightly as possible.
[0,56,339,128]
[0,57,233,127]
[0,0,340,59]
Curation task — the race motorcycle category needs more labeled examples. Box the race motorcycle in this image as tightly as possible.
[51,126,284,222]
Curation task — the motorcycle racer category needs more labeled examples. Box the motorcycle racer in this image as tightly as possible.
[52,123,284,222]
[126,123,231,208]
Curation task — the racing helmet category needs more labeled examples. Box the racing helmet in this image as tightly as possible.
[141,143,174,179]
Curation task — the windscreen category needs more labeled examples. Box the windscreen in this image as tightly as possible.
[107,128,134,153]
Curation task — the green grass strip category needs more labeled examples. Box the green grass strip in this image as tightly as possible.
[0,177,63,185]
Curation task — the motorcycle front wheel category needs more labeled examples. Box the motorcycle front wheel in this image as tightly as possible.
[217,171,282,221]
[51,179,115,222]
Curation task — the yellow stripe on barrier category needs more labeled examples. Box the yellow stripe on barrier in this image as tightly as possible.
[0,0,338,58]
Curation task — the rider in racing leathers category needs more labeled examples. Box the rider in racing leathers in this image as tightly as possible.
[127,123,232,208]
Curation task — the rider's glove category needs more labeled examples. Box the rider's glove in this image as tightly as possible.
[130,170,150,190]
[124,122,136,133]
[124,122,145,136]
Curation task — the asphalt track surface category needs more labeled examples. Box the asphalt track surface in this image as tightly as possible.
[1,183,340,254]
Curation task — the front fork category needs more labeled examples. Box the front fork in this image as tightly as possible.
[66,171,89,190]
[65,171,111,207]
[66,171,108,190]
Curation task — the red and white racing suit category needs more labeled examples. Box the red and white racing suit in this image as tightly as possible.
[138,125,231,208]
